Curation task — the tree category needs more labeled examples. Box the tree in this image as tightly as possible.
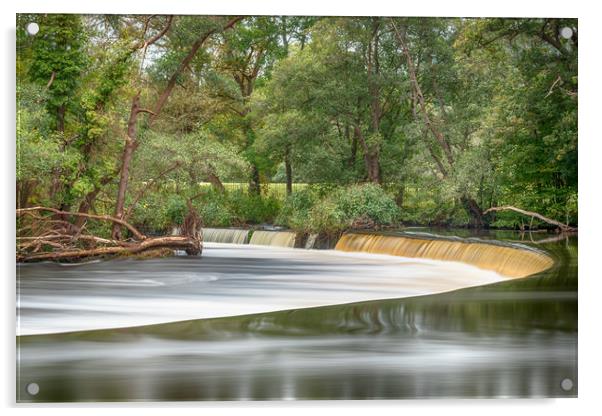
[24,14,87,205]
[111,15,243,240]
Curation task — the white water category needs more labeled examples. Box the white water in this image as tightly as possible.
[17,243,506,335]
[202,228,250,244]
[248,230,296,247]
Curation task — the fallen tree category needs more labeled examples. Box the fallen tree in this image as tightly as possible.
[483,205,576,232]
[16,206,202,262]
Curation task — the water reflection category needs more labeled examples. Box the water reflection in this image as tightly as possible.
[16,230,577,402]
[19,331,575,401]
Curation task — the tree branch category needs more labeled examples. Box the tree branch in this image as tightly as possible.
[17,207,147,240]
[123,161,182,220]
[132,15,174,51]
[149,16,244,124]
[483,205,576,231]
[17,236,200,263]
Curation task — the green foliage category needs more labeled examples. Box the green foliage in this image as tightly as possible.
[227,191,280,224]
[27,14,87,130]
[16,83,82,204]
[277,184,400,234]
[276,189,319,230]
[165,197,188,226]
[198,197,234,228]
[325,183,401,230]
[16,15,577,232]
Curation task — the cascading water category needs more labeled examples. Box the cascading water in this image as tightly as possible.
[305,233,318,249]
[248,230,296,247]
[335,232,554,278]
[202,228,250,244]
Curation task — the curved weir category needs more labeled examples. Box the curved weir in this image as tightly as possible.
[335,232,554,278]
[249,230,296,247]
[202,228,250,244]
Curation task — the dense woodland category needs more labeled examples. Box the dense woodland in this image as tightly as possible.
[16,15,577,258]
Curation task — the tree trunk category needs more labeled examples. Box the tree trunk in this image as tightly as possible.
[111,17,242,240]
[17,206,203,262]
[285,146,293,195]
[18,236,199,262]
[206,170,225,193]
[391,20,454,167]
[16,180,36,209]
[347,124,357,167]
[57,104,66,133]
[354,125,381,183]
[249,164,261,195]
[18,206,147,240]
[74,188,101,228]
[112,93,142,240]
[461,196,484,228]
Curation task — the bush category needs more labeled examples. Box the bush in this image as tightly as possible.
[165,196,187,226]
[197,198,234,227]
[227,190,280,224]
[131,183,400,234]
[278,183,401,234]
[308,199,345,234]
[130,193,188,234]
[333,183,400,226]
[276,188,319,231]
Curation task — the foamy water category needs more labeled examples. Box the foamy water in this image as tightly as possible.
[17,243,505,335]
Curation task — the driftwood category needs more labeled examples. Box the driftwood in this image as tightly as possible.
[17,236,200,262]
[16,205,202,262]
[483,205,576,232]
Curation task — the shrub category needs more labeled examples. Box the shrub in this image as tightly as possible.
[333,183,400,226]
[198,198,234,227]
[308,199,345,234]
[227,190,280,224]
[276,188,318,231]
[130,193,186,234]
[165,196,187,226]
[283,183,401,234]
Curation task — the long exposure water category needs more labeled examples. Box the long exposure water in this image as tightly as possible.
[16,229,577,401]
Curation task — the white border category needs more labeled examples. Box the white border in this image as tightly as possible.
[2,1,600,415]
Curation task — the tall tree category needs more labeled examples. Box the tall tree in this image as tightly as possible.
[111,15,243,239]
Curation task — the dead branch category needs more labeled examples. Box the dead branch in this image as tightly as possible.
[17,203,203,263]
[17,236,201,263]
[44,71,56,91]
[483,205,576,231]
[544,75,562,98]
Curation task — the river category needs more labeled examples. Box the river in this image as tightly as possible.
[16,229,577,401]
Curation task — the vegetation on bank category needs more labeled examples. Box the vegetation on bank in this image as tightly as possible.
[16,15,577,259]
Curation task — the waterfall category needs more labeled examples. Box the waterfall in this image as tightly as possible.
[202,228,250,244]
[335,233,554,278]
[305,234,318,249]
[249,231,296,248]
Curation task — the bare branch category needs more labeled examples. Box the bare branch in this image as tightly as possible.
[17,206,147,240]
[483,205,576,231]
